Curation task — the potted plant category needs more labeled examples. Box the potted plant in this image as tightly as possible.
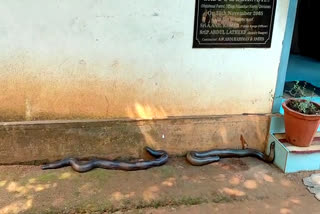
[282,81,320,147]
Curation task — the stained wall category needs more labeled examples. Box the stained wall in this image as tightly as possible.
[0,0,290,121]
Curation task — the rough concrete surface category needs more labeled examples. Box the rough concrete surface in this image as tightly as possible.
[0,115,270,164]
[0,157,319,214]
[303,173,320,201]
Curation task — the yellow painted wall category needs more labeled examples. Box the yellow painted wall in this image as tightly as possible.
[0,0,290,121]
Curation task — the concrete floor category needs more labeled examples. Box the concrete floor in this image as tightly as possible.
[0,157,319,214]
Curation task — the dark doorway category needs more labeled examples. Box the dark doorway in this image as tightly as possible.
[284,0,320,99]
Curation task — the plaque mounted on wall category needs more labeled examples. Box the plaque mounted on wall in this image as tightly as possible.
[193,0,277,48]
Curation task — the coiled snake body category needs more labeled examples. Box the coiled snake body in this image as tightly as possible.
[41,147,168,172]
[187,142,275,166]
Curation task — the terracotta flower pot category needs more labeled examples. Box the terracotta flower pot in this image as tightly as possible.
[282,99,320,147]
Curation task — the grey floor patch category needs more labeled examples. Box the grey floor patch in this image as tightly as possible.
[303,173,320,201]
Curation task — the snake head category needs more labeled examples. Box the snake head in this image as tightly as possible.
[267,142,276,162]
[144,147,167,158]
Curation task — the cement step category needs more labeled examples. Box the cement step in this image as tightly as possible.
[268,133,320,173]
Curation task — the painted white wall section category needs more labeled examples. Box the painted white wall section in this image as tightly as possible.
[0,0,290,120]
